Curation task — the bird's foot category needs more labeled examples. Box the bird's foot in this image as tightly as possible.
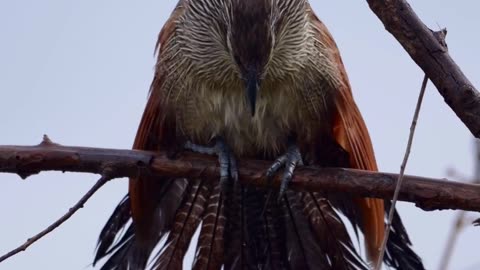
[184,138,238,190]
[266,143,304,200]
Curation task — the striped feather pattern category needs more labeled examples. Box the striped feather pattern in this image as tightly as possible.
[94,1,425,270]
[192,184,226,270]
[154,179,210,270]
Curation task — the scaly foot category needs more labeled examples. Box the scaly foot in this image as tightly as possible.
[266,143,304,200]
[184,137,238,189]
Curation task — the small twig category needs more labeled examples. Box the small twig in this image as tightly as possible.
[438,211,467,270]
[0,172,111,263]
[375,75,428,269]
[438,139,480,270]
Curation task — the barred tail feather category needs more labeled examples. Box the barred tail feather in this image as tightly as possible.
[283,191,330,269]
[192,184,226,270]
[302,192,368,270]
[383,202,424,269]
[154,179,210,270]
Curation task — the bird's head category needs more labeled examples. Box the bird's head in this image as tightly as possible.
[227,0,310,116]
[178,0,310,115]
[227,0,273,116]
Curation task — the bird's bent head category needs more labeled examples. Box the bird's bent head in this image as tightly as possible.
[178,0,310,115]
[229,0,273,115]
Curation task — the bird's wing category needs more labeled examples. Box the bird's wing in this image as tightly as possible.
[307,8,424,269]
[94,2,192,269]
[96,2,233,269]
[307,7,384,261]
[129,1,183,239]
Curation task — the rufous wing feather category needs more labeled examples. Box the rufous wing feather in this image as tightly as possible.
[307,8,385,262]
[129,4,182,238]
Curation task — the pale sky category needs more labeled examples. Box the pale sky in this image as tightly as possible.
[1,1,479,269]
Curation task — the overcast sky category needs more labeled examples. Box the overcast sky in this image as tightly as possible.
[1,1,479,269]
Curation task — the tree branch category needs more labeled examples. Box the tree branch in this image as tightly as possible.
[1,136,480,212]
[366,0,480,138]
[0,174,110,263]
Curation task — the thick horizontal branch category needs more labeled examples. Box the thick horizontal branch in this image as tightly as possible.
[1,137,480,212]
[367,0,480,138]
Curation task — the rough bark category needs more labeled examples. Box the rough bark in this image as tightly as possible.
[1,137,479,212]
[367,0,480,138]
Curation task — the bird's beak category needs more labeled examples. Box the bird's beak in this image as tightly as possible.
[245,69,260,117]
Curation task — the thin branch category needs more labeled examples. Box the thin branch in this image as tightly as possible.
[366,0,480,138]
[376,75,428,269]
[0,172,111,263]
[438,211,467,270]
[438,139,480,270]
[1,136,480,212]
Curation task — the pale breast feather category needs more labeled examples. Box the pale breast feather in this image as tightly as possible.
[176,76,316,157]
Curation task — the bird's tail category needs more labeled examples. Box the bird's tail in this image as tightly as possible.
[95,179,424,270]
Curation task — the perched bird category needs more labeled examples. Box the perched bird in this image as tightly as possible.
[94,0,424,269]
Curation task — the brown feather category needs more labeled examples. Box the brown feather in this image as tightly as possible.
[307,7,385,261]
[302,192,368,270]
[192,184,226,270]
[154,179,210,270]
[128,0,185,244]
[283,191,329,269]
[94,2,425,270]
[263,201,288,270]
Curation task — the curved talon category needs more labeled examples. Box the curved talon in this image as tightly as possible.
[266,144,303,200]
[266,155,288,179]
[184,138,238,190]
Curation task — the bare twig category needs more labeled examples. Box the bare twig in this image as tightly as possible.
[1,137,480,212]
[366,0,480,138]
[438,139,480,270]
[375,75,428,269]
[438,211,467,270]
[0,172,111,263]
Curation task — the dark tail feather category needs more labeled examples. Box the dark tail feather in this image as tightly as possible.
[94,195,131,265]
[328,195,424,269]
[283,191,330,269]
[153,179,210,270]
[96,225,152,270]
[302,193,368,270]
[98,232,133,270]
[224,185,289,270]
[326,193,362,241]
[383,202,424,270]
[192,184,226,270]
[95,183,424,270]
[94,178,188,270]
[263,197,289,270]
[95,222,157,270]
[224,184,250,270]
[132,178,190,270]
[93,196,143,270]
[244,187,270,269]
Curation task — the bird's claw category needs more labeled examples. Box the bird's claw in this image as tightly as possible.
[266,144,303,201]
[184,138,238,190]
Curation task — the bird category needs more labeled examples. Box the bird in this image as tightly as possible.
[93,0,425,269]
